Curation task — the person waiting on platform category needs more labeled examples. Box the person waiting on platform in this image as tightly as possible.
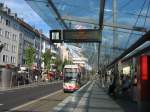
[122,75,131,97]
[132,74,138,102]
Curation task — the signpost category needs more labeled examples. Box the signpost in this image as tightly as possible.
[63,29,101,43]
[50,29,101,43]
[50,30,62,43]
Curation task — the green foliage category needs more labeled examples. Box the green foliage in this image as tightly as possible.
[62,59,73,70]
[53,57,73,72]
[42,49,52,70]
[24,45,36,67]
[91,69,96,75]
[54,56,63,72]
[42,49,73,72]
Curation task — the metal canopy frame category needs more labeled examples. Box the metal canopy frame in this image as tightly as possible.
[99,0,105,30]
[61,15,147,33]
[97,0,105,72]
[107,30,150,68]
[122,44,150,62]
[47,0,68,29]
[47,0,106,30]
[24,0,150,68]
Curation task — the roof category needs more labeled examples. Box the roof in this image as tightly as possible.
[17,18,50,43]
[25,0,150,67]
[0,3,51,44]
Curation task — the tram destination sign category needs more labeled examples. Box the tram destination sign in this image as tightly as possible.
[63,29,101,43]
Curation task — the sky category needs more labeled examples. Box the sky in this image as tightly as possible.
[0,0,149,67]
[0,0,51,37]
[1,0,149,37]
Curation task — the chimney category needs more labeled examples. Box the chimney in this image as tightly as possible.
[8,8,11,14]
[14,13,17,19]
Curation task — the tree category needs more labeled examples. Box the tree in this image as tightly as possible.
[24,45,36,67]
[62,59,72,69]
[54,56,73,72]
[42,49,52,70]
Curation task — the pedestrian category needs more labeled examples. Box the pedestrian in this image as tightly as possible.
[35,75,38,82]
[101,74,105,88]
[108,79,116,96]
[122,75,131,98]
[132,74,138,102]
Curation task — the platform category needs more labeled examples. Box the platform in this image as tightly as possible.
[52,80,137,112]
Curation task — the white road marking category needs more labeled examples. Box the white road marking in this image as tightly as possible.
[9,89,62,111]
[52,81,91,112]
[74,81,94,112]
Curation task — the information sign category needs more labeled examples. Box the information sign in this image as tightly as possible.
[63,29,101,43]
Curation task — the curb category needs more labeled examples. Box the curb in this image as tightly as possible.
[0,80,62,91]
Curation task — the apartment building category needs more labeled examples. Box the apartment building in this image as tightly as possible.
[41,34,52,68]
[17,19,41,66]
[57,44,71,62]
[0,3,51,68]
[0,4,20,66]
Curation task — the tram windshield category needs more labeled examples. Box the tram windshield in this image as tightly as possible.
[64,72,78,82]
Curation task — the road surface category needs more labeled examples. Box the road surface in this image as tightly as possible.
[0,81,63,112]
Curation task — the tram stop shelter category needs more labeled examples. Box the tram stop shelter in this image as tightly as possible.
[24,0,150,111]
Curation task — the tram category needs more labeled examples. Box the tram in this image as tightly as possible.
[63,65,81,92]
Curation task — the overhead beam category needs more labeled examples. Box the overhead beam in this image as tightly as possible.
[61,15,147,32]
[122,45,150,62]
[100,45,126,51]
[83,45,125,53]
[99,0,106,30]
[98,0,105,72]
[47,0,68,29]
[25,0,48,3]
[107,31,150,68]
[104,23,147,32]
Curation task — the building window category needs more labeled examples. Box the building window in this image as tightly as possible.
[11,56,12,63]
[0,16,5,24]
[0,16,3,23]
[0,28,3,36]
[0,16,2,23]
[6,19,10,26]
[13,57,16,64]
[12,34,17,41]
[3,55,8,63]
[12,45,16,53]
[14,24,18,29]
[11,56,16,64]
[5,31,7,37]
[4,43,9,51]
[5,31,9,39]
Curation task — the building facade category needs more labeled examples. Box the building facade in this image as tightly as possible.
[41,34,51,69]
[0,3,51,68]
[56,44,72,62]
[0,4,20,66]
